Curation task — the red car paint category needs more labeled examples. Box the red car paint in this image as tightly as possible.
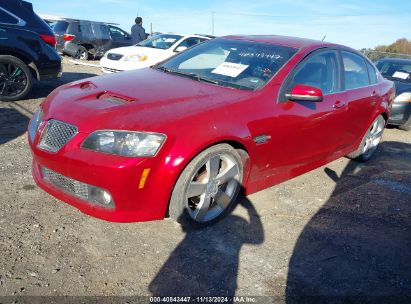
[29,35,395,223]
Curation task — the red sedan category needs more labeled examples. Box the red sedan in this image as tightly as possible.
[28,35,395,226]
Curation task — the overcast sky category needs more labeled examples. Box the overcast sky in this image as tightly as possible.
[34,0,411,49]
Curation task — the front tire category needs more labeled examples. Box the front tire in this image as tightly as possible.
[347,115,385,162]
[0,55,33,101]
[169,144,244,228]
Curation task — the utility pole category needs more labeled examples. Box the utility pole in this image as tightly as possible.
[211,11,215,35]
[150,22,153,35]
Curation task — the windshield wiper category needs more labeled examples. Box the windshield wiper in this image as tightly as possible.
[154,67,219,84]
[154,66,172,72]
[169,70,219,85]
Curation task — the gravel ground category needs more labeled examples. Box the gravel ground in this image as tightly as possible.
[0,58,410,302]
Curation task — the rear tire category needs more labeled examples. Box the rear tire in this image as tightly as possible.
[398,117,411,131]
[169,144,244,228]
[347,115,385,162]
[76,46,89,60]
[0,55,33,102]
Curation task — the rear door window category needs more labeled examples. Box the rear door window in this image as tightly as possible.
[342,51,370,90]
[53,21,69,33]
[366,61,378,84]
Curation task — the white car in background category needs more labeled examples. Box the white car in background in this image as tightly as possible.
[100,33,211,73]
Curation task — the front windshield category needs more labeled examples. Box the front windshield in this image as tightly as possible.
[137,34,182,50]
[155,38,298,90]
[375,60,411,82]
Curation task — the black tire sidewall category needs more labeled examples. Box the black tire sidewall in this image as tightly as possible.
[0,55,33,102]
[169,144,244,229]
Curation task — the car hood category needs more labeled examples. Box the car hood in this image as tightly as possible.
[393,80,411,96]
[108,46,168,57]
[42,68,253,133]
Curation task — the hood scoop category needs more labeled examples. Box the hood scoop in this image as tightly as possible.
[97,92,136,104]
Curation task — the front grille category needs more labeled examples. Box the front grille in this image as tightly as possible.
[38,120,77,153]
[107,53,124,61]
[42,167,88,201]
[102,67,122,73]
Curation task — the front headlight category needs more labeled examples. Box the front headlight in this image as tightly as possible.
[124,54,147,62]
[81,130,166,157]
[394,92,411,102]
[28,107,44,142]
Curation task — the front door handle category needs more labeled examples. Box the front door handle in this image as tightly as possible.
[333,101,347,109]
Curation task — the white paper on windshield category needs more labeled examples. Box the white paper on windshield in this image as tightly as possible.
[392,71,410,79]
[165,38,177,43]
[211,62,249,78]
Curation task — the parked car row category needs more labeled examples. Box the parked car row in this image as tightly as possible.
[0,0,61,101]
[53,19,133,60]
[375,58,411,131]
[100,33,211,73]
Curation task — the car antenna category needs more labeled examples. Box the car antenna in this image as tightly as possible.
[322,34,327,42]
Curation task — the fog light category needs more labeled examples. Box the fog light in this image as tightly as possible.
[102,190,112,205]
[89,187,113,206]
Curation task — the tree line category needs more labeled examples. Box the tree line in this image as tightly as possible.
[361,38,411,61]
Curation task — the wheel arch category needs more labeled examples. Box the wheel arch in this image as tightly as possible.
[163,138,252,218]
[0,50,40,80]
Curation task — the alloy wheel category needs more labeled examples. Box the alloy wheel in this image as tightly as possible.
[0,62,28,98]
[362,116,385,159]
[185,153,241,223]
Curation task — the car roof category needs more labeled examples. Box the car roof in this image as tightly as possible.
[55,18,119,26]
[377,57,411,64]
[221,34,345,50]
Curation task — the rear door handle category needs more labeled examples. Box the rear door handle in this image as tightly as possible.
[333,101,346,109]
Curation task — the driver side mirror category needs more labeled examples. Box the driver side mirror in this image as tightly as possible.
[285,84,323,102]
[175,46,188,53]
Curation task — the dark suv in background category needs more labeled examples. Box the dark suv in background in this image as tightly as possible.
[53,19,133,60]
[0,0,62,101]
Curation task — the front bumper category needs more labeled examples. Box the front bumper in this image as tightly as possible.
[388,101,411,125]
[29,129,179,223]
[100,57,150,73]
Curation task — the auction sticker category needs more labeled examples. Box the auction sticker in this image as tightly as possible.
[392,71,409,79]
[212,62,248,78]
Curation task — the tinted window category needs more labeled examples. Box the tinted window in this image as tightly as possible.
[93,24,110,40]
[366,61,378,84]
[176,37,206,50]
[53,21,69,33]
[342,51,369,89]
[109,26,127,39]
[138,34,183,49]
[289,51,339,94]
[79,22,93,37]
[0,8,19,25]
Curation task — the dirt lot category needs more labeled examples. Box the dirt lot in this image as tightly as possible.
[0,58,410,302]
